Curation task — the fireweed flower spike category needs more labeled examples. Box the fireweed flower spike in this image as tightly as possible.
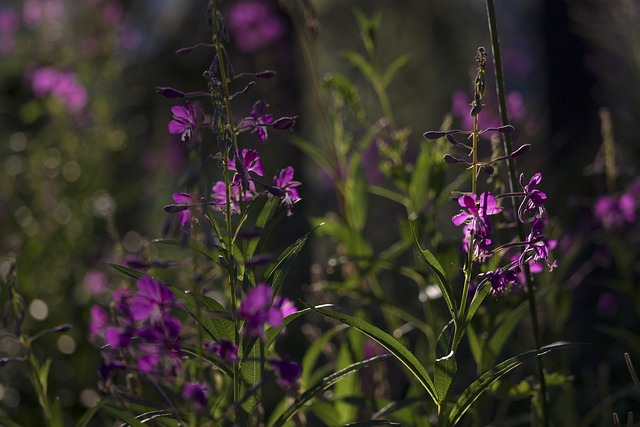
[519,218,556,271]
[168,101,203,144]
[238,283,297,337]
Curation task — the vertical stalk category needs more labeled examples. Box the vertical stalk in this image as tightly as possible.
[484,1,549,425]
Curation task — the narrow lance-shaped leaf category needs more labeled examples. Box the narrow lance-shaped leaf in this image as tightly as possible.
[312,307,436,402]
[269,355,390,427]
[448,341,574,425]
[434,320,456,403]
[265,229,312,296]
[410,223,458,318]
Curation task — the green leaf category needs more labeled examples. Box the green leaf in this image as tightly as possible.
[269,355,390,427]
[0,415,23,427]
[312,307,436,402]
[343,51,377,85]
[99,405,146,427]
[239,337,264,412]
[169,286,234,341]
[312,217,373,258]
[301,324,349,388]
[108,263,144,280]
[382,54,411,88]
[265,304,336,349]
[345,421,405,427]
[483,297,531,369]
[410,223,457,318]
[344,167,368,232]
[334,341,359,424]
[75,402,102,427]
[151,238,218,261]
[464,281,491,324]
[289,135,335,178]
[434,320,456,402]
[265,230,311,296]
[448,341,574,425]
[322,73,362,117]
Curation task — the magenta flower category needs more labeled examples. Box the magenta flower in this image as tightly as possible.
[168,102,202,144]
[229,148,265,191]
[518,172,547,221]
[130,276,176,324]
[269,359,302,389]
[211,181,254,214]
[238,283,297,337]
[452,192,502,261]
[171,192,199,227]
[519,218,556,271]
[225,0,286,53]
[206,339,239,361]
[238,100,273,142]
[30,67,88,111]
[182,381,210,407]
[272,166,301,216]
[593,193,636,229]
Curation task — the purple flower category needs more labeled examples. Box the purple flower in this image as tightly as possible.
[518,173,547,221]
[226,0,286,53]
[480,267,518,296]
[89,305,108,338]
[30,68,88,111]
[272,166,301,216]
[229,148,265,191]
[211,181,254,214]
[182,382,210,407]
[168,102,202,144]
[519,218,556,270]
[206,339,238,361]
[130,276,176,324]
[593,193,636,229]
[452,192,502,261]
[238,283,296,337]
[171,192,199,227]
[239,100,273,142]
[269,359,301,389]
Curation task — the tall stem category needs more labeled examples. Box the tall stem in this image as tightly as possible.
[485,1,549,425]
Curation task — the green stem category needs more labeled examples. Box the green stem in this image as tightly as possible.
[485,1,549,425]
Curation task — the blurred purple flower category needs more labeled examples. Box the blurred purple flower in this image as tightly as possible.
[89,305,108,337]
[238,100,273,142]
[226,0,286,53]
[269,359,301,389]
[238,283,296,337]
[84,269,107,294]
[206,339,238,361]
[183,382,210,407]
[130,276,177,325]
[593,193,636,229]
[30,68,88,110]
[451,90,525,138]
[23,0,65,27]
[272,166,301,216]
[168,102,202,144]
[0,8,18,54]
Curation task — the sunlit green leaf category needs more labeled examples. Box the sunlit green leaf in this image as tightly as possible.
[448,341,574,425]
[312,307,436,402]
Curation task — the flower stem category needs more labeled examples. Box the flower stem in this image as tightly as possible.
[484,1,549,425]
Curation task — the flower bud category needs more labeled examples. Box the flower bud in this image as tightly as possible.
[156,87,185,98]
[272,116,297,130]
[423,131,446,139]
[510,144,531,158]
[256,70,277,79]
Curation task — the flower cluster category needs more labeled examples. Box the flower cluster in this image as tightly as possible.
[89,276,183,386]
[593,178,639,230]
[29,67,88,111]
[424,47,555,296]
